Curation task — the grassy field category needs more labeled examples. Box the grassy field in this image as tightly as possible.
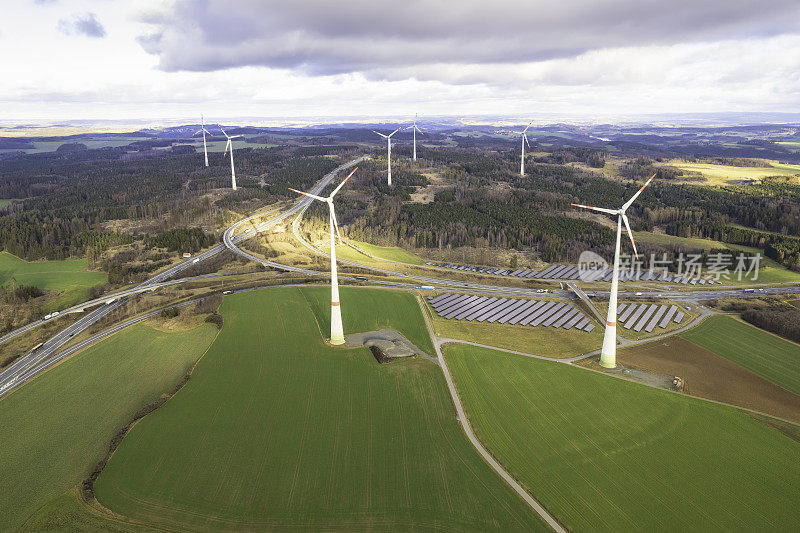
[681,315,800,396]
[0,198,16,208]
[93,287,545,530]
[446,344,800,531]
[304,286,435,354]
[0,323,218,530]
[660,161,800,185]
[349,240,426,265]
[0,251,107,292]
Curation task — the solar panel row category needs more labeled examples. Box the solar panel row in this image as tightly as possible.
[427,293,595,331]
[614,303,686,331]
[425,261,721,284]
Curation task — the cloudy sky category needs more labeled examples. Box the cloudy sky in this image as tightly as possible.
[3,0,800,122]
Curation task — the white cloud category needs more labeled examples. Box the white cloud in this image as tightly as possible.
[0,0,799,120]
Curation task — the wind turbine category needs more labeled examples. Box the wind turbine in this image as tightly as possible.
[571,173,655,368]
[192,114,214,167]
[404,113,424,162]
[289,167,358,345]
[218,124,244,190]
[372,127,402,185]
[506,121,532,175]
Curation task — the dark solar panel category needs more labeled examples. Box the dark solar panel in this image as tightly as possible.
[497,300,537,324]
[659,305,678,328]
[618,304,638,323]
[623,305,647,329]
[645,305,667,333]
[530,303,566,326]
[508,301,546,325]
[519,301,557,326]
[552,307,580,328]
[633,305,658,332]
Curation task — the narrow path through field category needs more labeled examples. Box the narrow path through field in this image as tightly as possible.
[416,295,567,533]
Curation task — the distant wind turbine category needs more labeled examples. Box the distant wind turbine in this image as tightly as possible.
[404,113,424,162]
[372,127,402,185]
[571,173,655,368]
[218,124,244,190]
[506,121,532,175]
[289,167,358,345]
[192,114,214,167]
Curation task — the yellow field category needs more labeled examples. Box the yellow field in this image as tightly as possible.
[659,161,800,185]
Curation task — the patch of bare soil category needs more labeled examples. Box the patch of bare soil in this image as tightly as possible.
[346,329,431,364]
[410,171,447,204]
[618,337,800,424]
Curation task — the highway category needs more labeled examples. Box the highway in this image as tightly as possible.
[0,157,366,398]
[3,153,799,399]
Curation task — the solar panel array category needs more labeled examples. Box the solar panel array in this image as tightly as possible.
[425,261,720,285]
[615,303,686,332]
[427,293,595,332]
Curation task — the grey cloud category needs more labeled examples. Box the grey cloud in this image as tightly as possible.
[58,12,106,38]
[138,0,800,81]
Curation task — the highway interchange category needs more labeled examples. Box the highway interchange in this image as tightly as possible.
[1,155,799,399]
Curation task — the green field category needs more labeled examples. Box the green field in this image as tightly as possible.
[0,323,218,530]
[92,287,545,530]
[446,344,800,531]
[303,286,435,354]
[0,251,107,291]
[91,287,543,529]
[354,241,426,265]
[0,198,16,208]
[337,241,426,266]
[681,315,800,395]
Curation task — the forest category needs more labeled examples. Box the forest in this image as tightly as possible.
[0,145,344,263]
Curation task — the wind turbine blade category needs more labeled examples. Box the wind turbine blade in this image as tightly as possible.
[203,129,214,136]
[622,173,656,211]
[223,140,230,157]
[217,123,229,138]
[524,133,531,148]
[330,167,357,198]
[192,129,202,136]
[388,127,402,137]
[570,203,618,215]
[288,188,325,202]
[372,130,389,139]
[523,121,533,133]
[331,206,343,244]
[622,214,638,258]
[416,125,424,135]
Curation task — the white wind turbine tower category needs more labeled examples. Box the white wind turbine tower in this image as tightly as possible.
[372,127,402,185]
[192,114,214,167]
[506,121,532,175]
[404,113,424,162]
[289,167,358,345]
[218,124,244,190]
[571,173,655,368]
